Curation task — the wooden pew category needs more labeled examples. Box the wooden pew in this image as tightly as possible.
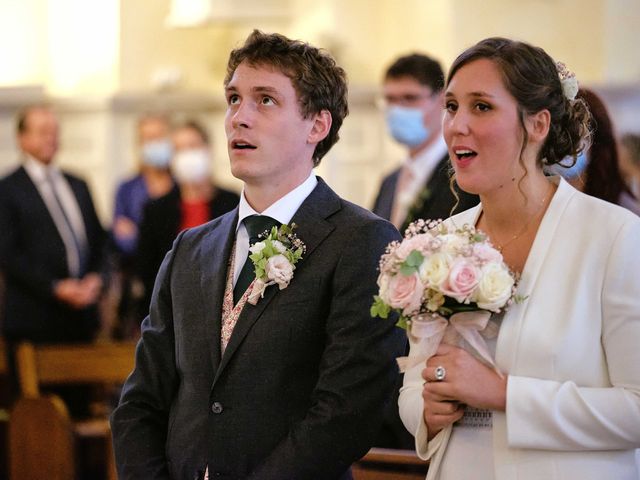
[352,447,428,480]
[9,395,75,480]
[9,341,136,480]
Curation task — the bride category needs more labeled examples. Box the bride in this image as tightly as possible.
[398,37,640,480]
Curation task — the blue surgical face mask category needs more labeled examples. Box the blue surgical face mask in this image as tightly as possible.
[385,106,430,147]
[141,139,173,168]
[546,151,589,179]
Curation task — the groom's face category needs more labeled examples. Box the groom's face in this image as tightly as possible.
[225,61,316,188]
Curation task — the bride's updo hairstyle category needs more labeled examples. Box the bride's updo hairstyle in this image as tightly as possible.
[446,37,591,168]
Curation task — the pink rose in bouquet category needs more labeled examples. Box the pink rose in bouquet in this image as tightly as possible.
[383,272,424,315]
[440,258,480,303]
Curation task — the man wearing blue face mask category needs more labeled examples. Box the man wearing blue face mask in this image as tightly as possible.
[372,54,478,232]
[371,54,479,453]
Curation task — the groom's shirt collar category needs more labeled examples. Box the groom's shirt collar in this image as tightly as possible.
[236,171,318,230]
[232,172,317,286]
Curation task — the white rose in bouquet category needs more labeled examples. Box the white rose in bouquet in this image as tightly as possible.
[474,262,515,312]
[419,251,451,289]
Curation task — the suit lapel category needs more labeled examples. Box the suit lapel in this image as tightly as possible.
[200,209,238,374]
[381,169,400,220]
[496,176,574,371]
[213,178,340,384]
[18,167,58,228]
[423,155,452,215]
[401,155,450,229]
[17,167,68,250]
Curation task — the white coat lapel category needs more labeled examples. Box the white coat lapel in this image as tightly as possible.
[495,177,578,372]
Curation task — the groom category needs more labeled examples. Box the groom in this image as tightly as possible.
[111,30,405,480]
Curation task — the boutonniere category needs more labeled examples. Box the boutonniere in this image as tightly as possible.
[247,223,306,305]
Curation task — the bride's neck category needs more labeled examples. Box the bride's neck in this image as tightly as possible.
[480,172,553,231]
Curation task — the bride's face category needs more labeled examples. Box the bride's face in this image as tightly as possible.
[443,58,531,196]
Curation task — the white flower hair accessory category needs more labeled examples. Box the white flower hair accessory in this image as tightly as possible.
[556,61,579,101]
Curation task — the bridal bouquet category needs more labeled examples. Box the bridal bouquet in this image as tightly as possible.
[371,219,521,374]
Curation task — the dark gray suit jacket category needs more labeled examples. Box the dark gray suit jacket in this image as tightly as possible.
[372,155,479,232]
[111,178,406,480]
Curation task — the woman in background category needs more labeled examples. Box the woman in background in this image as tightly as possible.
[398,37,640,479]
[136,120,239,311]
[112,114,175,256]
[547,88,639,216]
[111,114,175,337]
[619,133,640,212]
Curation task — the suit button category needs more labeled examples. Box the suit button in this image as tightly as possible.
[211,402,223,414]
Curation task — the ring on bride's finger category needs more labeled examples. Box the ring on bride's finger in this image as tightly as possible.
[434,365,446,382]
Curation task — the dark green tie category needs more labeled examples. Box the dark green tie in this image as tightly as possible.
[233,215,280,304]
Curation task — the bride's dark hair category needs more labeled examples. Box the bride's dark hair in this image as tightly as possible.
[446,37,591,168]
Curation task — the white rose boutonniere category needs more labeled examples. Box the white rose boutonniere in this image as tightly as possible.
[247,223,306,305]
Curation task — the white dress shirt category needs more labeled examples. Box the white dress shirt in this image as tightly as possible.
[233,172,318,285]
[23,156,88,277]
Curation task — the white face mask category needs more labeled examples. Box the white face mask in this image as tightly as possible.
[172,148,211,183]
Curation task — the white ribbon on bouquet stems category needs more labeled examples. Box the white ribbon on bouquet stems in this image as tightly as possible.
[396,310,504,378]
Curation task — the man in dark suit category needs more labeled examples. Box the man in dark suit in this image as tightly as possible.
[0,106,106,416]
[111,30,406,480]
[373,54,478,233]
[0,106,106,344]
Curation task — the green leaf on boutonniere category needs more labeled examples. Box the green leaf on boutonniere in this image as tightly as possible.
[247,223,306,302]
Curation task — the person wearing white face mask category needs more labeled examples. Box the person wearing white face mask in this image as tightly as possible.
[373,54,479,234]
[136,120,239,311]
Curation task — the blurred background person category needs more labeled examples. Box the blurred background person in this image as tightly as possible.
[112,114,175,257]
[136,119,239,314]
[371,53,479,452]
[547,88,639,216]
[372,53,478,232]
[0,105,106,414]
[619,133,640,210]
[110,114,176,338]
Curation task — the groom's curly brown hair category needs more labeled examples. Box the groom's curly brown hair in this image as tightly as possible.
[224,29,349,166]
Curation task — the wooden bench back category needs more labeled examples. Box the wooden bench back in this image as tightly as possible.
[15,341,136,398]
[10,395,76,480]
[11,341,136,480]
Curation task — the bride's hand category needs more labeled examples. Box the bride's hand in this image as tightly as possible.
[423,343,507,411]
[420,373,465,440]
